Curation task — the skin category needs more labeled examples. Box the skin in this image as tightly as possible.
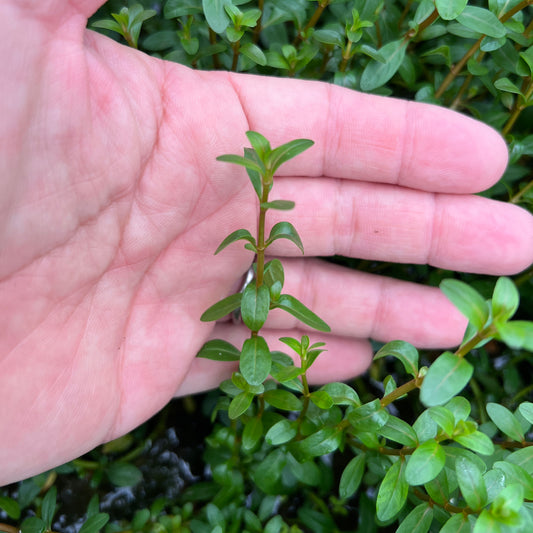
[1,0,532,486]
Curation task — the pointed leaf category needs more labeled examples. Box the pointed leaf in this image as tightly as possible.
[41,487,57,529]
[241,283,270,331]
[79,513,110,533]
[268,139,314,173]
[360,39,407,91]
[378,415,418,446]
[200,292,242,322]
[240,42,267,65]
[243,147,263,198]
[492,277,519,322]
[0,496,20,520]
[240,336,271,385]
[228,391,254,419]
[339,454,366,499]
[263,259,285,290]
[197,339,241,362]
[518,402,533,425]
[215,228,256,254]
[456,456,488,511]
[245,131,271,159]
[428,406,456,435]
[273,294,330,332]
[440,279,490,330]
[295,427,343,459]
[216,153,263,173]
[242,416,263,451]
[266,221,304,253]
[420,351,474,407]
[374,340,419,377]
[486,403,525,442]
[376,459,408,521]
[405,440,446,485]
[265,419,297,445]
[396,503,433,533]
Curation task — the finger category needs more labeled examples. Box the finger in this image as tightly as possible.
[262,258,468,349]
[175,327,373,396]
[228,73,508,193]
[264,179,533,275]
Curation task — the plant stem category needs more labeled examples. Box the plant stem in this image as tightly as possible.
[255,185,270,287]
[252,0,264,44]
[380,375,422,407]
[231,41,240,71]
[339,39,353,72]
[502,77,533,136]
[293,0,330,45]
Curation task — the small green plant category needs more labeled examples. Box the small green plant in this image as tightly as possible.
[191,132,533,532]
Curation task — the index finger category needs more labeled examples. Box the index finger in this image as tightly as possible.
[228,73,508,194]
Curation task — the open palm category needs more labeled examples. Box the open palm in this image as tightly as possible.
[1,0,532,485]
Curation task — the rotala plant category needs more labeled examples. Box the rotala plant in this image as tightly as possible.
[198,131,330,416]
[195,132,533,532]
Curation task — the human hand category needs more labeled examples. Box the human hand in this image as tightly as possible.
[1,0,532,485]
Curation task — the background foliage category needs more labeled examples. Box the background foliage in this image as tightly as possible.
[1,1,533,532]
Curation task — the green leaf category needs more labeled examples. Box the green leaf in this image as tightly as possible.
[440,513,472,533]
[360,39,407,91]
[348,399,389,432]
[378,415,418,446]
[486,403,525,442]
[376,459,409,521]
[202,0,230,33]
[216,153,263,173]
[446,396,471,423]
[518,402,533,425]
[457,6,507,38]
[265,419,297,445]
[41,486,57,529]
[374,340,419,377]
[440,279,490,330]
[92,19,123,33]
[295,427,343,459]
[260,200,296,210]
[519,45,533,76]
[428,406,456,435]
[493,461,533,499]
[424,469,450,506]
[268,139,314,174]
[21,517,46,533]
[242,416,263,451]
[320,382,360,406]
[396,503,433,533]
[339,454,366,499]
[309,390,334,409]
[473,510,501,533]
[240,336,271,385]
[240,43,267,66]
[241,283,270,331]
[107,462,143,487]
[313,29,344,47]
[495,320,533,351]
[228,391,254,419]
[197,339,241,362]
[456,456,488,511]
[263,389,302,411]
[405,439,446,485]
[420,351,473,407]
[435,0,468,21]
[79,513,110,533]
[494,77,523,95]
[505,446,533,476]
[263,259,284,290]
[243,147,263,198]
[273,294,330,332]
[454,431,495,456]
[215,228,256,254]
[0,496,21,520]
[266,221,304,253]
[200,292,242,322]
[492,483,524,519]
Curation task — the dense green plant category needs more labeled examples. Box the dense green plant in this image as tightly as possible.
[2,1,533,532]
